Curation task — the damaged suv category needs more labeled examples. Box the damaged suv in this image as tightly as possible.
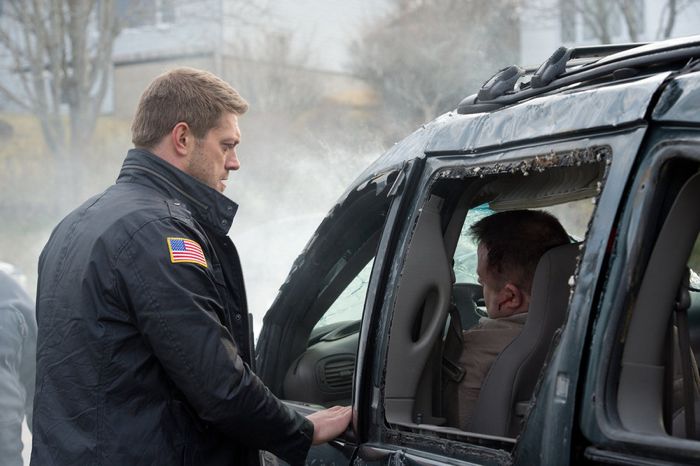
[256,36,700,465]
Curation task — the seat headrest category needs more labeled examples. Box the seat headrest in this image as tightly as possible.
[525,242,580,332]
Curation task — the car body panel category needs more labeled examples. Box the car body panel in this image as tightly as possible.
[652,71,700,125]
[425,73,669,155]
[578,129,700,464]
[355,443,502,465]
[513,127,647,465]
[352,160,423,439]
[351,125,436,194]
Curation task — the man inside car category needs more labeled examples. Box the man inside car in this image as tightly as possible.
[452,210,569,429]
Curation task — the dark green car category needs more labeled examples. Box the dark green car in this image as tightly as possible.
[257,36,700,465]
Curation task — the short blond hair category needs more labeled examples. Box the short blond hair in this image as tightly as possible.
[131,67,248,149]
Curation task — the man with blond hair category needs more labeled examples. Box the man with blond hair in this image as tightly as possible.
[32,68,350,466]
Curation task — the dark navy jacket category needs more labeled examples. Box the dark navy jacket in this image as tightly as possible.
[32,149,313,465]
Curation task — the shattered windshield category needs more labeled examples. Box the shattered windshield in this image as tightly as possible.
[453,205,493,284]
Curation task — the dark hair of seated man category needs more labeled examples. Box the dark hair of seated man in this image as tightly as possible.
[470,209,570,319]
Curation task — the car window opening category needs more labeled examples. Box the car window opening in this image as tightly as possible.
[265,170,399,407]
[383,147,610,449]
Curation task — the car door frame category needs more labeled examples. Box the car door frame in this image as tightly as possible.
[578,128,700,465]
[355,126,649,465]
[255,157,425,464]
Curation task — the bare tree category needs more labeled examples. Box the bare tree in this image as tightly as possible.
[655,0,700,39]
[588,0,656,43]
[577,0,619,43]
[618,0,646,41]
[0,0,267,204]
[549,0,698,44]
[228,31,324,115]
[621,0,700,40]
[0,0,119,202]
[352,0,521,139]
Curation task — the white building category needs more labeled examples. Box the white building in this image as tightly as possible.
[110,0,379,117]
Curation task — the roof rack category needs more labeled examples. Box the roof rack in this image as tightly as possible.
[531,43,650,88]
[456,41,689,115]
[568,43,649,60]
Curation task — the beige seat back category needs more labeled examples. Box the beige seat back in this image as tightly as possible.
[465,242,579,437]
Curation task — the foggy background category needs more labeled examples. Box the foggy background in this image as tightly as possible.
[1,0,700,462]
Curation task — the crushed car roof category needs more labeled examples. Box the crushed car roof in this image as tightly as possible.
[353,35,700,185]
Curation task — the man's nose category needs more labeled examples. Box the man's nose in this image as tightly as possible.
[226,152,240,171]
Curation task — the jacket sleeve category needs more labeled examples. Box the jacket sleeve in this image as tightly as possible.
[115,218,313,465]
[0,300,30,466]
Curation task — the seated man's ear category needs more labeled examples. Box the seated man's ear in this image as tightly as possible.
[499,283,528,314]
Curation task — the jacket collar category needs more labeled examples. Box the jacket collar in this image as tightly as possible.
[117,148,238,235]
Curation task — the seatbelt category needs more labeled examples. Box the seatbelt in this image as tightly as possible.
[663,323,674,433]
[442,305,466,383]
[675,268,696,440]
[440,304,465,427]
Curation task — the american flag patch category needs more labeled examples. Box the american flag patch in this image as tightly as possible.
[167,237,208,268]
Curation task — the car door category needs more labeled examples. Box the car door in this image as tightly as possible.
[576,75,700,464]
[256,160,421,465]
[353,123,648,465]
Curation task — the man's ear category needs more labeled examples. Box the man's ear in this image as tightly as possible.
[499,282,528,314]
[171,122,193,157]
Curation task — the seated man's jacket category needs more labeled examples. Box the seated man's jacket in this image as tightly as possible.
[448,313,527,429]
[32,149,313,466]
